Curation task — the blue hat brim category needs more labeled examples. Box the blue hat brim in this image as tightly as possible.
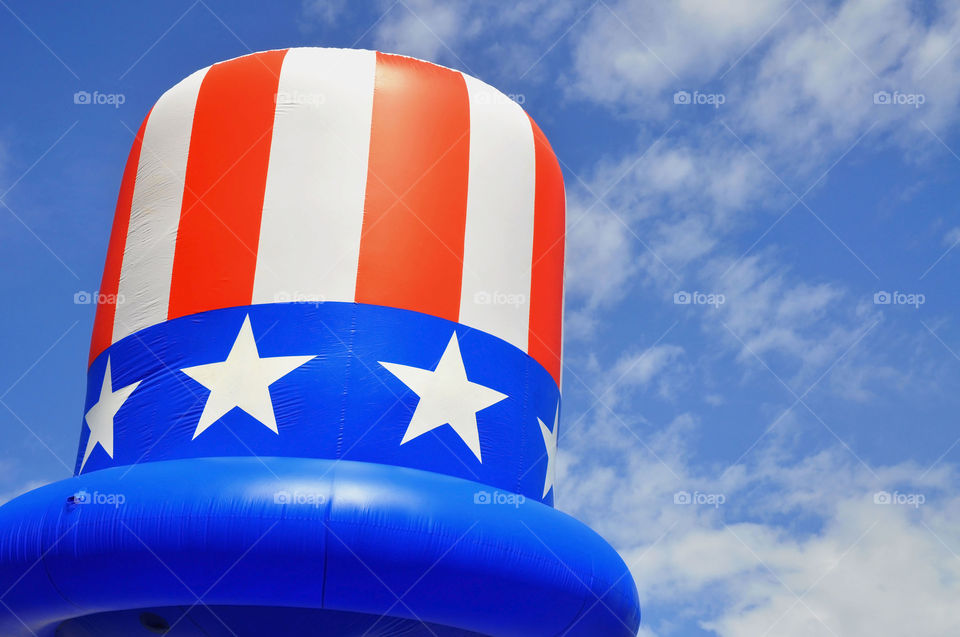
[0,457,640,636]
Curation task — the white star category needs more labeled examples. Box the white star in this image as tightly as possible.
[81,356,141,473]
[180,315,314,439]
[380,332,507,462]
[538,402,559,498]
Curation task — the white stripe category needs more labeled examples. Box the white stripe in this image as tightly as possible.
[252,48,376,305]
[113,66,208,342]
[458,74,536,352]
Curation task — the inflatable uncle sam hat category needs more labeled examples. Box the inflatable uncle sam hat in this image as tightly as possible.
[0,48,640,636]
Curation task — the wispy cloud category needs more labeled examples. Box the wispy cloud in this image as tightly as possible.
[562,385,960,636]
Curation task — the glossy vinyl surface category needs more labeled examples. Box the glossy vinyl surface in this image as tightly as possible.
[0,457,640,636]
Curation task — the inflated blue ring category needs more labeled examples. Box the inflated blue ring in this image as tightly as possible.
[0,457,640,636]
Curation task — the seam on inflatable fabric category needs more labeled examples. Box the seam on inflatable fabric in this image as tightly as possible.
[329,515,598,636]
[516,351,530,497]
[552,550,598,637]
[183,610,211,634]
[336,304,357,460]
[39,497,85,616]
[320,465,333,609]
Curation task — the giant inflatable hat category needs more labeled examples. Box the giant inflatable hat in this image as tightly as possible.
[0,48,641,636]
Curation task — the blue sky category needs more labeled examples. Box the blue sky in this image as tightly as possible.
[2,1,960,635]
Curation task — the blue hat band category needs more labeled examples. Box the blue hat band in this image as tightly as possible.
[81,301,561,504]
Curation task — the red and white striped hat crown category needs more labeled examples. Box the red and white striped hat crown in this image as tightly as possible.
[91,47,565,384]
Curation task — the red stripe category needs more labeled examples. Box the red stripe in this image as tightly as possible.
[167,50,287,320]
[355,52,470,322]
[527,116,565,385]
[88,112,151,366]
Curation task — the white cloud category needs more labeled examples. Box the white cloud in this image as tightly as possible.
[590,134,778,226]
[561,133,883,389]
[945,226,960,247]
[570,0,792,107]
[734,0,960,167]
[298,0,580,79]
[610,345,685,390]
[562,133,779,334]
[0,479,45,506]
[581,344,687,410]
[697,497,960,637]
[300,0,349,26]
[650,215,717,268]
[705,253,868,381]
[571,0,960,168]
[564,200,641,338]
[559,394,960,637]
[371,0,461,63]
